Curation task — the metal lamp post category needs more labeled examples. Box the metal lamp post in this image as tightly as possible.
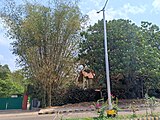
[97,0,112,110]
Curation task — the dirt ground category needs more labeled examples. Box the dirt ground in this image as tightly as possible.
[49,98,160,110]
[37,99,160,119]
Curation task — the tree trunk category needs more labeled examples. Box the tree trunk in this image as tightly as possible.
[47,83,52,107]
[42,89,46,108]
[41,82,47,108]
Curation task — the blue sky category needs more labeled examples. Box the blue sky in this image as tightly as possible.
[0,0,160,71]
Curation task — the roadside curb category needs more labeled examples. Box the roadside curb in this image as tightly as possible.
[38,108,133,115]
[38,108,96,115]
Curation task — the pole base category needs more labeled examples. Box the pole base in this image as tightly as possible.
[106,109,117,117]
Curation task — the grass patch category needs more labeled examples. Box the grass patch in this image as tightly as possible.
[65,113,160,120]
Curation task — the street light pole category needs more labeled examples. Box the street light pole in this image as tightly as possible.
[97,0,112,110]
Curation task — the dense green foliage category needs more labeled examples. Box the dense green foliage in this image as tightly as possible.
[0,64,25,97]
[79,19,160,98]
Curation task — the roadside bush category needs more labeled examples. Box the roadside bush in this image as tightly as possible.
[51,88,68,106]
[51,85,99,106]
[65,86,97,104]
[29,83,100,106]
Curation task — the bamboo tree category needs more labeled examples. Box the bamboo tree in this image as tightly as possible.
[0,0,83,106]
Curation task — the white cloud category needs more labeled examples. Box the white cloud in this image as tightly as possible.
[107,8,120,20]
[7,56,20,71]
[0,54,4,61]
[0,36,7,45]
[87,9,103,25]
[0,19,12,46]
[152,0,160,12]
[90,0,102,8]
[0,23,3,29]
[79,0,103,15]
[0,55,19,72]
[123,3,146,15]
[87,3,146,25]
[0,35,12,46]
[86,8,118,26]
[0,18,5,30]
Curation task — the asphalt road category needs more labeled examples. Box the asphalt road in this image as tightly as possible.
[0,111,97,120]
[1,114,57,120]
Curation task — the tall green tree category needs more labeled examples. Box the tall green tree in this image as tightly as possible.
[79,19,160,98]
[0,65,24,97]
[0,64,11,80]
[138,22,160,92]
[0,78,24,97]
[0,0,84,106]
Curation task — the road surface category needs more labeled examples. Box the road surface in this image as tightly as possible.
[0,111,97,120]
[1,114,56,120]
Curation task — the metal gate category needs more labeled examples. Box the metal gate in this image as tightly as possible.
[0,97,23,110]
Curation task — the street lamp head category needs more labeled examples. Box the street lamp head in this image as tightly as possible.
[97,0,108,14]
[97,9,103,14]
